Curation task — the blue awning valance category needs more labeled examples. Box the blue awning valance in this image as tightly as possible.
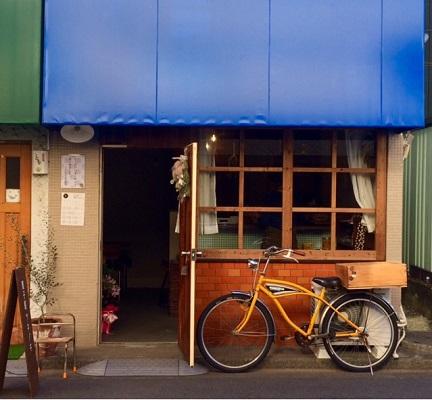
[43,0,424,128]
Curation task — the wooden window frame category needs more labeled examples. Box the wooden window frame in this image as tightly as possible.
[198,129,387,261]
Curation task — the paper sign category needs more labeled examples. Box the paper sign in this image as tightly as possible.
[61,154,85,188]
[61,192,85,226]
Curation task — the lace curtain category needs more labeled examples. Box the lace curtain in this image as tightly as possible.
[199,131,219,234]
[345,130,376,233]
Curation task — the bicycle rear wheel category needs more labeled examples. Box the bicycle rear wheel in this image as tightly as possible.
[197,293,275,372]
[322,293,398,372]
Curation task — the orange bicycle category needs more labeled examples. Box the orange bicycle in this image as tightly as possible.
[197,246,399,373]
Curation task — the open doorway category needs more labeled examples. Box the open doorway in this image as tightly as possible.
[101,148,180,342]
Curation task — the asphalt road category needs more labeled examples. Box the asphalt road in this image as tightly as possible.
[1,369,432,399]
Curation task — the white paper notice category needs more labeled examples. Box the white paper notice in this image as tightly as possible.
[61,154,85,188]
[61,192,85,226]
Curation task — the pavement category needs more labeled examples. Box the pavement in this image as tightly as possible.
[5,313,432,378]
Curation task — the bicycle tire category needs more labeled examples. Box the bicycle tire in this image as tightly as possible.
[197,293,275,372]
[321,293,398,372]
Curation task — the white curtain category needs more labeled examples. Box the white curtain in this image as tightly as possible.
[199,131,219,234]
[345,130,376,233]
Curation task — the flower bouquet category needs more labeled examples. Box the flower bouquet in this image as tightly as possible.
[102,274,120,334]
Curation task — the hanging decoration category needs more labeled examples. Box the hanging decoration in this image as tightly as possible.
[170,154,190,201]
[401,130,415,160]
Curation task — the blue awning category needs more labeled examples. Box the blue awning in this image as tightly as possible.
[43,0,424,127]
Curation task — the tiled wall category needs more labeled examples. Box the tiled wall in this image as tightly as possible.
[386,134,404,313]
[48,132,101,347]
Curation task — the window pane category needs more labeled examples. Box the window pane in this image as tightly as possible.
[293,213,331,250]
[294,130,332,167]
[337,173,375,208]
[244,212,282,249]
[244,130,283,167]
[6,157,20,189]
[293,173,331,207]
[200,129,240,167]
[199,172,238,207]
[337,130,376,168]
[198,212,238,249]
[336,213,375,250]
[244,173,282,207]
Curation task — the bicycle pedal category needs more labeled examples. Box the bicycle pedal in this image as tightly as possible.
[280,335,294,341]
[310,333,329,339]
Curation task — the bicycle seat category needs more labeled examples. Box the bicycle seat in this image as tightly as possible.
[312,276,342,289]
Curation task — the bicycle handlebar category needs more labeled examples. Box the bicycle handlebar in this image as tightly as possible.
[263,246,306,258]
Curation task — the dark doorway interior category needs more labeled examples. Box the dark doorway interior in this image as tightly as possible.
[102,148,180,342]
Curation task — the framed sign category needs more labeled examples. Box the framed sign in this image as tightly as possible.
[0,268,39,397]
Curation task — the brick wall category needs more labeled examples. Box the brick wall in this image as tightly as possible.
[195,261,336,345]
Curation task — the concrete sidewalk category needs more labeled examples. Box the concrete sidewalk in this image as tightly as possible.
[24,326,430,377]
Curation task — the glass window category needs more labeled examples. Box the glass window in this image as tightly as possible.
[337,131,376,168]
[294,130,332,167]
[336,173,375,208]
[198,129,383,257]
[201,130,240,167]
[244,212,282,249]
[198,212,238,249]
[6,157,20,189]
[336,213,375,250]
[244,173,282,207]
[293,213,331,250]
[293,173,331,207]
[244,130,282,167]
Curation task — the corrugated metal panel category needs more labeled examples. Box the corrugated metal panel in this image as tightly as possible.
[43,0,425,127]
[0,0,41,123]
[403,128,432,272]
[426,0,432,125]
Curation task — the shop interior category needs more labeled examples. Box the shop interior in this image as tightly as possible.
[101,148,180,342]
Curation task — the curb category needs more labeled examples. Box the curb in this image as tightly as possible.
[401,338,432,354]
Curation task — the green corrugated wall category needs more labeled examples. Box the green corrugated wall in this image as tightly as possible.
[403,128,432,272]
[0,0,41,123]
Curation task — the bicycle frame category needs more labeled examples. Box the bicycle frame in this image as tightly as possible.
[234,274,363,339]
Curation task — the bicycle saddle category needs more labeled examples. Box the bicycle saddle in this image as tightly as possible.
[312,276,342,289]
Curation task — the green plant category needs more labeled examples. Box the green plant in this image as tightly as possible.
[20,218,61,317]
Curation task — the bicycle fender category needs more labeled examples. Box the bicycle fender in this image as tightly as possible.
[318,291,399,334]
[231,291,277,340]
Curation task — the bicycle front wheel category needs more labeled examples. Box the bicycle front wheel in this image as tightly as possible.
[197,293,275,372]
[322,293,398,372]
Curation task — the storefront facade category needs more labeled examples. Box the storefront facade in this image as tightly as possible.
[0,0,425,360]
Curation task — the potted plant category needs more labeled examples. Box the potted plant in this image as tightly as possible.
[19,216,62,356]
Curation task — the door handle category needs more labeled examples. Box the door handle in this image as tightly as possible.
[181,250,203,260]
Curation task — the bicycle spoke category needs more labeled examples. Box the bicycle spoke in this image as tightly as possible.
[197,294,274,371]
[323,295,397,372]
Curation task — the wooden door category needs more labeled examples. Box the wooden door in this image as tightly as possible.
[177,143,198,367]
[0,144,31,344]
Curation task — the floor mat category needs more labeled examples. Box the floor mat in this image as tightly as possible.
[4,360,27,377]
[78,359,208,376]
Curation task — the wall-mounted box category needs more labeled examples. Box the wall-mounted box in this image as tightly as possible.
[32,150,48,174]
[335,261,407,289]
